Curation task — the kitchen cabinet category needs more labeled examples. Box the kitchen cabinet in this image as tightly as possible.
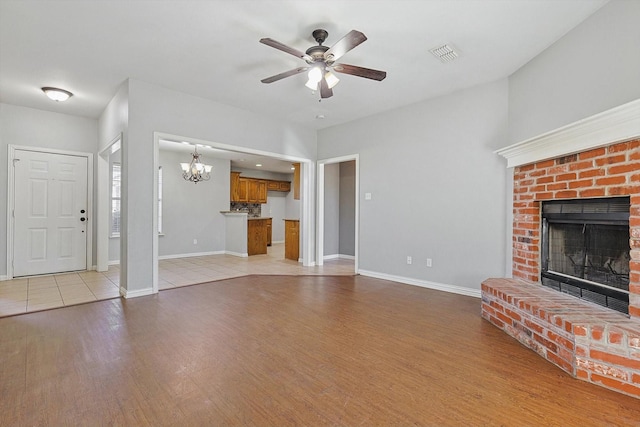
[231,172,249,202]
[266,180,291,192]
[293,163,300,200]
[230,172,273,203]
[249,179,267,203]
[266,218,272,246]
[247,218,268,255]
[284,219,299,261]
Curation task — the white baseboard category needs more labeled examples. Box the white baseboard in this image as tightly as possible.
[108,260,120,266]
[323,254,356,261]
[158,250,225,260]
[0,275,9,281]
[120,286,154,299]
[358,269,481,298]
[225,251,248,258]
[272,240,284,244]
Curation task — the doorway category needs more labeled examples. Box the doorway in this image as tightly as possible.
[7,146,93,278]
[317,155,359,273]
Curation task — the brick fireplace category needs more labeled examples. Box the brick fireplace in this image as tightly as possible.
[482,135,640,399]
[512,138,640,317]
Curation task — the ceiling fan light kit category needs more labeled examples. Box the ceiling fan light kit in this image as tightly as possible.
[260,29,386,99]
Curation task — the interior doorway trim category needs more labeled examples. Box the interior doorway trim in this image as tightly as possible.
[6,145,94,280]
[152,132,315,292]
[96,134,122,272]
[316,154,359,273]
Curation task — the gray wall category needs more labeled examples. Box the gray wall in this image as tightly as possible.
[339,161,356,256]
[508,0,640,143]
[318,80,509,291]
[0,103,99,277]
[323,163,340,256]
[158,150,229,257]
[115,79,315,293]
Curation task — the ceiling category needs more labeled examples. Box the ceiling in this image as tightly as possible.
[158,139,296,174]
[0,0,609,133]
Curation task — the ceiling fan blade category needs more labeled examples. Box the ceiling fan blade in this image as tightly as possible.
[260,38,312,62]
[324,30,367,63]
[333,63,387,81]
[319,78,333,99]
[261,67,308,84]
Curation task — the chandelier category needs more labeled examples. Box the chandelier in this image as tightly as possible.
[180,146,212,183]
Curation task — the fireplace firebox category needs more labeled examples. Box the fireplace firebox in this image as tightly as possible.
[541,197,630,314]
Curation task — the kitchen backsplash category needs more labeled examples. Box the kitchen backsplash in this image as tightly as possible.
[230,202,262,217]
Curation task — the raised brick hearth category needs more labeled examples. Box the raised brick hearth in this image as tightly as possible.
[483,138,640,399]
[482,278,640,399]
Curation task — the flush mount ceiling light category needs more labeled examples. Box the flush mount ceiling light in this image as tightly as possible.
[180,146,212,183]
[41,87,73,102]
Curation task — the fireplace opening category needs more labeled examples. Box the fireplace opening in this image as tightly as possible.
[541,197,630,314]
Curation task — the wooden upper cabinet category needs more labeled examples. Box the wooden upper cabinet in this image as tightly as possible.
[248,179,267,204]
[266,179,291,192]
[278,181,291,192]
[232,172,290,203]
[237,177,249,202]
[293,163,300,200]
[231,172,249,202]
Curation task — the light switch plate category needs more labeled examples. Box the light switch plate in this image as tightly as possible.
[365,192,372,200]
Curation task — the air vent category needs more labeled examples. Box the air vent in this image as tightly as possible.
[429,44,459,63]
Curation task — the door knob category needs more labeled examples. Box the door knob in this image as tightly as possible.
[80,217,86,222]
[80,209,86,213]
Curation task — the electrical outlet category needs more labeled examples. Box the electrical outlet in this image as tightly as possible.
[427,258,433,267]
[407,256,412,265]
[193,239,197,245]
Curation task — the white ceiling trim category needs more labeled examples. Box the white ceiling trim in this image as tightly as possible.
[496,98,640,168]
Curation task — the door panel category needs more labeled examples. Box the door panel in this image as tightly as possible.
[13,150,88,277]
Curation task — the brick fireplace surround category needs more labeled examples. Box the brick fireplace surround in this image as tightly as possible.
[482,138,640,399]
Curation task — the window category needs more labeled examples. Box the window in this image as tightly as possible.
[158,166,163,234]
[111,163,121,236]
[110,163,163,236]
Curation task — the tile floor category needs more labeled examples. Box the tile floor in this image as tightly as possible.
[0,243,354,318]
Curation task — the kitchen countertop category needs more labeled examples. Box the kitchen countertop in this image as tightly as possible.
[220,212,272,220]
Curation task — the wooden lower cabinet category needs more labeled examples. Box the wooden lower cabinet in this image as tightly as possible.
[284,219,299,261]
[247,219,268,255]
[266,218,272,246]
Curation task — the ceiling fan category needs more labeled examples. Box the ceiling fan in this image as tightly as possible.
[260,29,387,99]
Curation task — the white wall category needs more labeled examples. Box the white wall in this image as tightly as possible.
[339,160,356,256]
[0,103,98,277]
[323,163,340,256]
[318,80,509,292]
[508,0,640,144]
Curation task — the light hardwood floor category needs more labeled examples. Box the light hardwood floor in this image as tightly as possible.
[0,243,354,318]
[1,274,638,426]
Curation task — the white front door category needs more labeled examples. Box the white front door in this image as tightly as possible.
[13,149,88,277]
